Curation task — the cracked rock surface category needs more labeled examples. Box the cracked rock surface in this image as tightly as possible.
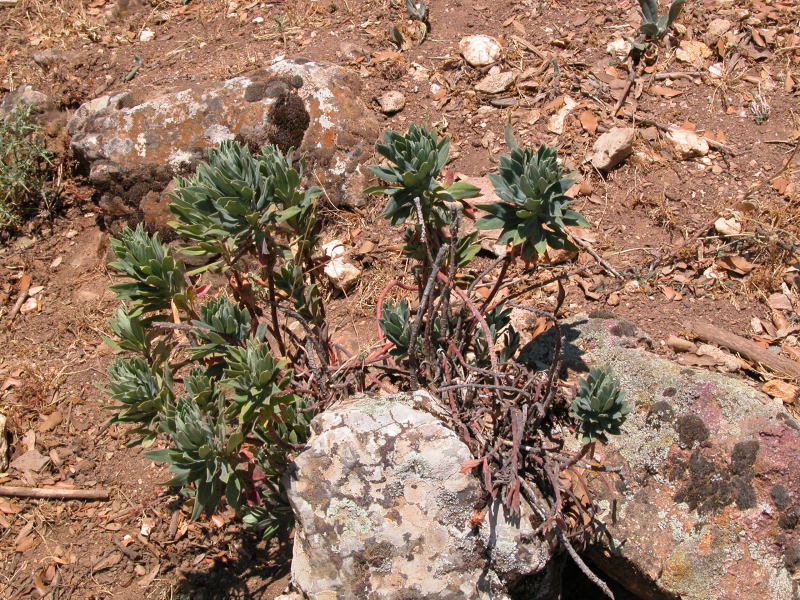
[524,315,800,600]
[68,57,379,230]
[285,391,557,600]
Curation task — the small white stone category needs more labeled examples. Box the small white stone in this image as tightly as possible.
[139,29,155,43]
[323,241,362,291]
[587,127,635,172]
[377,90,406,114]
[474,71,515,94]
[252,16,264,23]
[666,128,709,159]
[459,35,502,67]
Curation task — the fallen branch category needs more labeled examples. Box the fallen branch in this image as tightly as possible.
[621,112,737,156]
[570,236,623,279]
[0,485,110,500]
[5,273,31,326]
[653,71,703,81]
[684,320,800,380]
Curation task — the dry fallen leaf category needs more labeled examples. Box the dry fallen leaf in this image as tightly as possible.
[650,85,684,98]
[0,499,22,514]
[578,110,598,134]
[762,379,799,404]
[716,255,756,275]
[16,535,38,553]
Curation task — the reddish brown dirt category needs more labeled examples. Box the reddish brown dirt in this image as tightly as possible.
[1,0,799,598]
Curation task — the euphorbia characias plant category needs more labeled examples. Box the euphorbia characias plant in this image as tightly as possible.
[104,121,625,597]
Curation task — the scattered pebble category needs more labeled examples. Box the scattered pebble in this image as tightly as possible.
[666,128,709,159]
[459,35,502,67]
[139,29,156,43]
[323,241,362,291]
[474,70,515,94]
[588,127,635,172]
[377,90,406,114]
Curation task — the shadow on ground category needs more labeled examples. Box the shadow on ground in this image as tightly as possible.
[175,533,292,600]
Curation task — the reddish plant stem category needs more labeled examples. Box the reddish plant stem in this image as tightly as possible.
[437,272,499,375]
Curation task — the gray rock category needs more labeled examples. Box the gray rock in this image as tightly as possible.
[475,71,516,95]
[588,127,635,171]
[68,57,380,227]
[0,85,55,120]
[286,391,558,600]
[377,90,406,114]
[523,315,799,600]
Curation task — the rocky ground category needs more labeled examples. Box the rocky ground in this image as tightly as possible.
[0,0,799,598]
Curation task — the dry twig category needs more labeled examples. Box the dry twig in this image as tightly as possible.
[0,485,110,500]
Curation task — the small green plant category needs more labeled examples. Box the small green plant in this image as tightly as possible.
[571,367,631,443]
[638,0,685,41]
[0,103,54,233]
[379,299,414,357]
[367,124,480,229]
[105,142,326,535]
[474,128,588,261]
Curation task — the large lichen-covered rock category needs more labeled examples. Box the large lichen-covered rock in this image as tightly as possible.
[285,392,558,600]
[68,57,379,230]
[525,314,800,600]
